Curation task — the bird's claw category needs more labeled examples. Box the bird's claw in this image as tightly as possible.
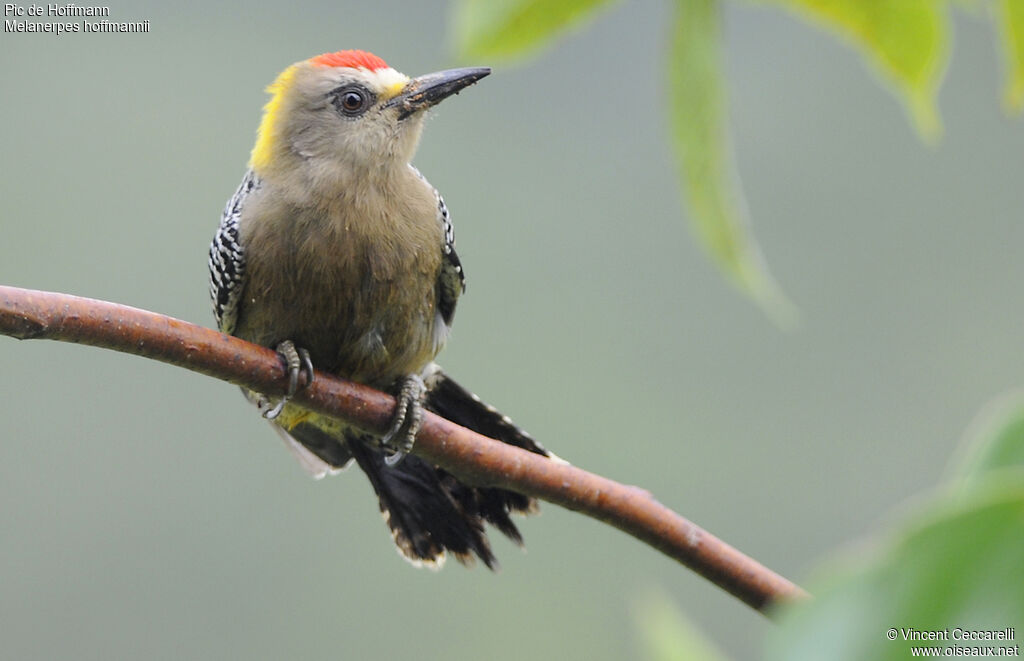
[263,340,314,420]
[381,375,426,465]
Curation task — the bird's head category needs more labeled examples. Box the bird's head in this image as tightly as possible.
[250,50,489,185]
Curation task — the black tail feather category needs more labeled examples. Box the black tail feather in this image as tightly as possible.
[424,371,551,458]
[289,369,555,570]
[347,437,499,569]
[424,370,552,540]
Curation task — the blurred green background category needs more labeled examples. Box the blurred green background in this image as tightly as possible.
[2,2,1022,659]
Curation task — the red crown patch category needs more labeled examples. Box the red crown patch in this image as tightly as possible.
[310,50,388,71]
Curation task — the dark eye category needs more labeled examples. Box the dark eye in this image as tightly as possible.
[331,85,373,117]
[341,91,363,111]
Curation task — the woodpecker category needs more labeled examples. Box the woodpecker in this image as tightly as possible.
[208,50,553,569]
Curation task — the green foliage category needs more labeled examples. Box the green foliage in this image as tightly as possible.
[952,390,1024,492]
[669,0,795,324]
[766,483,1024,660]
[764,394,1024,660]
[997,0,1024,111]
[635,393,1024,659]
[633,589,732,661]
[453,0,618,61]
[452,0,1024,322]
[767,0,949,141]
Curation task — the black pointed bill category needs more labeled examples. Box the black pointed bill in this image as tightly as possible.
[386,67,491,120]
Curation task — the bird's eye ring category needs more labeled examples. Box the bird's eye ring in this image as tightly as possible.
[332,85,373,117]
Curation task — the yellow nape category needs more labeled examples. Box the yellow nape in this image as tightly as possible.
[250,64,300,173]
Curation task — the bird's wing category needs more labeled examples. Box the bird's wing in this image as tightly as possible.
[208,169,259,334]
[409,165,465,328]
[436,188,466,327]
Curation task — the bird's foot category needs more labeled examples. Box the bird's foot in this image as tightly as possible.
[381,374,426,466]
[263,340,314,420]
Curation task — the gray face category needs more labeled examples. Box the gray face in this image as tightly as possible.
[283,64,425,172]
[272,64,491,176]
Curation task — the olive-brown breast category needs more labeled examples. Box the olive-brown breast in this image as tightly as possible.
[234,169,444,387]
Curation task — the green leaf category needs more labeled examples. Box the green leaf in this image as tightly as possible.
[453,0,617,62]
[767,481,1024,661]
[769,0,950,142]
[996,0,1024,113]
[633,589,732,661]
[669,0,796,325]
[951,390,1024,489]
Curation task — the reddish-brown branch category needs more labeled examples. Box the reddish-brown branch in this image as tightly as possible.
[0,285,808,613]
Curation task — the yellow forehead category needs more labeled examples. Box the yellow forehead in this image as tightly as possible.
[368,67,411,99]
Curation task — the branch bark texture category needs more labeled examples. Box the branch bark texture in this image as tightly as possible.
[0,285,808,614]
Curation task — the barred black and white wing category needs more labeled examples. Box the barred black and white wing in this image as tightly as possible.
[208,170,259,334]
[435,190,465,327]
[409,165,465,328]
